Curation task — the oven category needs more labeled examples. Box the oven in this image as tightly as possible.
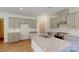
[55,32,67,40]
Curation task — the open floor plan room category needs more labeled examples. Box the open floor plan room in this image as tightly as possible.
[0,7,79,52]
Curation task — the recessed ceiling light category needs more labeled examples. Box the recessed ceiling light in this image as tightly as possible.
[19,8,23,10]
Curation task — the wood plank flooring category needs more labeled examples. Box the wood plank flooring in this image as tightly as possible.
[0,39,33,52]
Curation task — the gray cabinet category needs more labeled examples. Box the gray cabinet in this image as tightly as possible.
[67,14,75,28]
[50,18,54,28]
[30,20,37,28]
[20,19,25,24]
[9,17,20,28]
[50,17,59,28]
[67,12,79,28]
[33,20,37,28]
[57,9,69,23]
[75,13,79,28]
[53,17,58,28]
[14,33,20,41]
[8,32,20,42]
[19,19,37,28]
[9,17,15,28]
[8,33,14,42]
[24,19,29,24]
[28,20,32,28]
[14,19,20,28]
[8,17,37,42]
[9,17,37,29]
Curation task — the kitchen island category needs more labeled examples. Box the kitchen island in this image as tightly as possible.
[31,34,71,52]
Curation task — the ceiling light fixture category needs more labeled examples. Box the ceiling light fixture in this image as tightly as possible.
[19,7,23,10]
[47,7,52,8]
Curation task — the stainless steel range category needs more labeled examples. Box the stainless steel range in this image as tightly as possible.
[55,32,68,40]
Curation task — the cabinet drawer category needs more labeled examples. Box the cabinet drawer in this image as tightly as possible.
[14,33,20,41]
[8,34,15,42]
[8,33,20,42]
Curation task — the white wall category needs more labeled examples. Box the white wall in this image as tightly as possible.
[0,12,36,43]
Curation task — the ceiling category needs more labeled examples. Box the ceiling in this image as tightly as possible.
[0,7,66,17]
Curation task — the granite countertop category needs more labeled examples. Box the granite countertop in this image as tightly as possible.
[32,36,71,52]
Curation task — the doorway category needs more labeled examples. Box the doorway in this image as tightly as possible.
[0,18,4,43]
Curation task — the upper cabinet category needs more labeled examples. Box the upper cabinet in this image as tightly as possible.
[31,20,37,28]
[9,17,37,29]
[9,17,15,28]
[50,9,79,28]
[67,12,79,28]
[75,13,79,28]
[53,17,59,28]
[50,18,54,28]
[14,18,21,28]
[56,9,69,23]
[50,9,69,28]
[50,17,59,28]
[67,13,75,28]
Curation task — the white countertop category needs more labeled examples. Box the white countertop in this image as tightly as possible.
[32,35,71,52]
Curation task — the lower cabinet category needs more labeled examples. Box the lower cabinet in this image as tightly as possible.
[75,13,79,28]
[8,32,20,42]
[20,34,30,40]
[67,35,79,43]
[67,14,75,28]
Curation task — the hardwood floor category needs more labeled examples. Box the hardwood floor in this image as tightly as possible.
[0,39,33,52]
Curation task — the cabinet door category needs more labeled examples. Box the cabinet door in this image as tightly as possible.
[20,19,25,24]
[75,13,79,28]
[9,18,15,28]
[14,33,20,41]
[50,18,54,28]
[14,19,20,28]
[29,20,32,28]
[24,19,29,24]
[30,20,36,28]
[33,20,37,28]
[8,33,15,42]
[8,33,20,42]
[53,17,58,28]
[67,14,75,28]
